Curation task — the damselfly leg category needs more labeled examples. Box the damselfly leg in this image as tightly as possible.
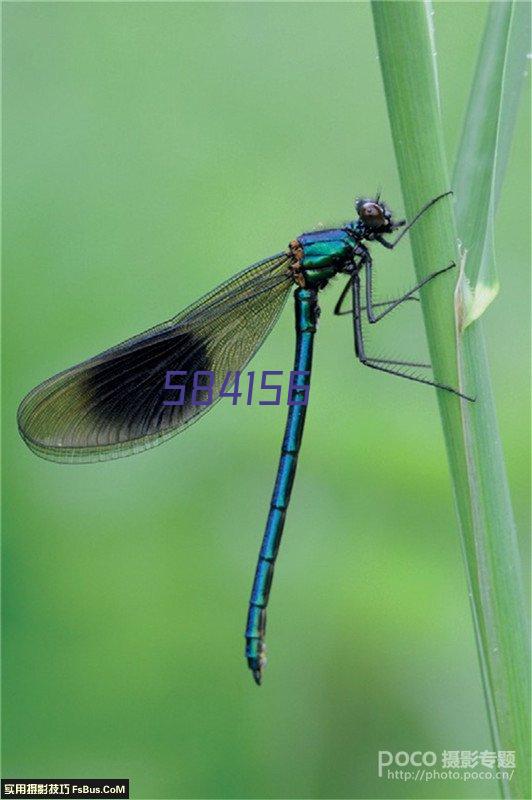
[374,190,453,251]
[363,257,456,323]
[333,260,454,321]
[349,272,473,400]
[333,284,419,317]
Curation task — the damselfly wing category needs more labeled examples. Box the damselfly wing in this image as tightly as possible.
[18,253,292,464]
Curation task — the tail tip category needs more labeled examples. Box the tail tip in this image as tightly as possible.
[247,647,267,686]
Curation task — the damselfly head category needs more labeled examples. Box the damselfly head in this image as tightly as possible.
[355,197,401,234]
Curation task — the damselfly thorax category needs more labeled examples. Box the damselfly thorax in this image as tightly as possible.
[289,227,369,289]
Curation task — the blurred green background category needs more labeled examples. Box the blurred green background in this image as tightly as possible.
[2,3,529,799]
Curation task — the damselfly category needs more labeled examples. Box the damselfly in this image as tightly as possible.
[18,191,471,685]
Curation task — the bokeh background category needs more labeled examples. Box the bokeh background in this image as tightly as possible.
[3,3,530,799]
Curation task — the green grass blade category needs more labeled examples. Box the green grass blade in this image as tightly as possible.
[454,1,529,328]
[371,2,530,798]
[493,2,531,206]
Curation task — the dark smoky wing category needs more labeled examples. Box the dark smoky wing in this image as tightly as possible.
[18,252,293,463]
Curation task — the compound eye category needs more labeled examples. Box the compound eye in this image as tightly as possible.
[359,202,384,225]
